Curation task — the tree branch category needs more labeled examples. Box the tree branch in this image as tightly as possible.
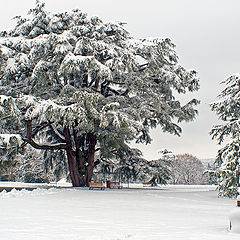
[95,147,101,152]
[94,159,100,167]
[24,120,67,150]
[50,124,65,142]
[88,77,96,88]
[23,137,67,150]
[31,122,52,138]
[26,120,32,139]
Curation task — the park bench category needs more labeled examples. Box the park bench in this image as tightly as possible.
[89,182,105,190]
[142,177,158,187]
[142,182,154,187]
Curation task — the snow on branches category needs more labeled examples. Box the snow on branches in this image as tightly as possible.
[211,74,240,197]
[0,134,22,149]
[0,1,199,186]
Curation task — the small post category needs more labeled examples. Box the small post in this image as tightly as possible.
[237,195,240,207]
[106,180,111,188]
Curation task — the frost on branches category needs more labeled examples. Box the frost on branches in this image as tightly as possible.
[0,1,199,186]
[94,147,172,185]
[210,74,240,197]
[169,153,206,185]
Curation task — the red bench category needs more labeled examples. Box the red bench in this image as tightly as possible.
[142,182,153,187]
[89,182,105,190]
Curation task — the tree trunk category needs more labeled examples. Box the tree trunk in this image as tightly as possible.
[86,133,97,185]
[64,128,97,187]
[24,122,97,187]
[66,149,84,187]
[64,127,85,187]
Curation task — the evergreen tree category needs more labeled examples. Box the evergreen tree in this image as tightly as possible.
[0,1,199,186]
[144,149,173,185]
[210,74,240,197]
[0,134,22,179]
[14,146,52,183]
[95,147,172,185]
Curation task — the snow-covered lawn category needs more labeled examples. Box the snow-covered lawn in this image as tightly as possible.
[0,184,239,240]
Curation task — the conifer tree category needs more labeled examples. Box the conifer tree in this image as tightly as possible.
[211,74,240,197]
[0,1,199,186]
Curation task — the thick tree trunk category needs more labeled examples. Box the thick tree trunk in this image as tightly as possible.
[64,128,97,187]
[86,133,97,185]
[25,122,97,187]
[66,149,84,187]
[72,128,86,186]
[64,127,85,187]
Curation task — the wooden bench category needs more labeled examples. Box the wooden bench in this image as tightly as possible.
[142,182,153,187]
[89,182,106,190]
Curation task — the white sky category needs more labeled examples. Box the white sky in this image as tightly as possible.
[1,0,240,160]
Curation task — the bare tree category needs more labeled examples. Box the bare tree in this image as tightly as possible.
[170,154,206,185]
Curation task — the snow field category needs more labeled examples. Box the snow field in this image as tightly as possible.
[0,185,238,240]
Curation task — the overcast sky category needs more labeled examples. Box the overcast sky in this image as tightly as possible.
[1,0,240,160]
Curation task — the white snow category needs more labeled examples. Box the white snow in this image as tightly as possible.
[0,94,11,104]
[0,134,22,147]
[134,55,148,66]
[0,188,59,199]
[230,195,240,233]
[0,181,71,189]
[230,207,240,233]
[20,95,37,106]
[0,184,238,240]
[0,45,15,56]
[6,58,17,73]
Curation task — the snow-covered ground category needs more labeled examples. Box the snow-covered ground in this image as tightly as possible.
[0,183,239,240]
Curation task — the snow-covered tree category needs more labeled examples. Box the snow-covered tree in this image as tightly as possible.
[97,147,149,183]
[13,146,52,183]
[95,147,172,185]
[0,1,199,187]
[0,134,22,179]
[169,153,205,185]
[210,74,240,197]
[141,149,173,185]
[43,149,68,181]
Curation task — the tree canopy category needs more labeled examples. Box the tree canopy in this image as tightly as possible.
[169,153,205,185]
[210,74,240,197]
[0,1,199,186]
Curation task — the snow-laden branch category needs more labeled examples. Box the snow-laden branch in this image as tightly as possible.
[32,122,51,138]
[0,134,22,148]
[22,137,67,150]
[23,120,67,150]
[50,124,65,142]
